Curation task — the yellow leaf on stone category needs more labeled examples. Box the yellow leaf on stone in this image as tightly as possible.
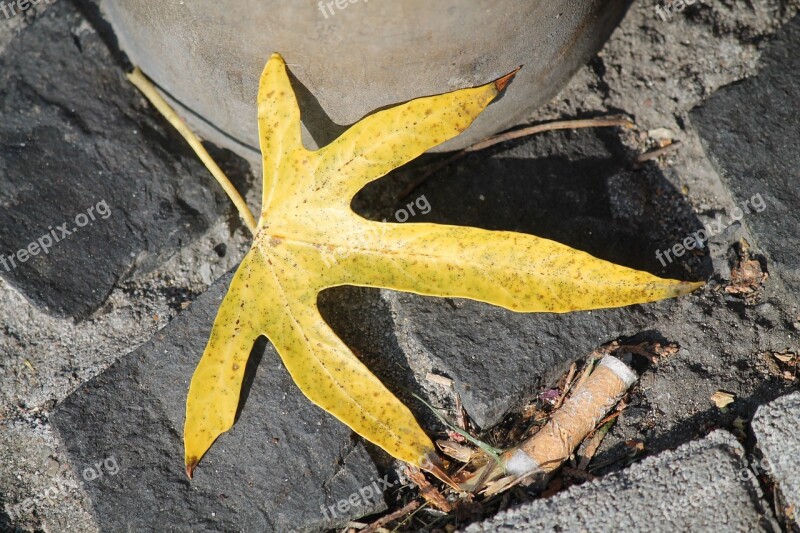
[184,53,703,478]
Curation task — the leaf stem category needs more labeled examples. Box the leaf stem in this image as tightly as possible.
[127,67,258,234]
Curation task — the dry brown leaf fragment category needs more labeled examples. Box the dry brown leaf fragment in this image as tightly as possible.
[711,390,736,408]
[437,440,476,463]
[603,340,680,364]
[762,351,798,381]
[726,253,767,296]
[625,439,646,452]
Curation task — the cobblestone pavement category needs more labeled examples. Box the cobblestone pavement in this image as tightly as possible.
[1,1,799,531]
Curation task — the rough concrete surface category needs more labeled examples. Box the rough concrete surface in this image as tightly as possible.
[1,0,800,531]
[752,392,800,522]
[464,430,778,532]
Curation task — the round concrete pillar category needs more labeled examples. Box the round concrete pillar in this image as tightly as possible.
[105,0,629,158]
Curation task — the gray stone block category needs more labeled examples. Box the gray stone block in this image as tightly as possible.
[0,2,239,318]
[752,391,800,520]
[51,270,386,532]
[691,14,800,295]
[465,430,778,532]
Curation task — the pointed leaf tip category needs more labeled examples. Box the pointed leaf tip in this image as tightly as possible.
[681,280,706,295]
[494,66,522,92]
[186,459,196,480]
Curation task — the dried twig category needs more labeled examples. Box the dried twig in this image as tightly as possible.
[571,355,600,396]
[454,393,467,431]
[634,140,681,167]
[578,419,614,470]
[361,500,421,533]
[399,117,634,199]
[553,363,577,410]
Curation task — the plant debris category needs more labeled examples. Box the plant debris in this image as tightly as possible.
[710,390,736,409]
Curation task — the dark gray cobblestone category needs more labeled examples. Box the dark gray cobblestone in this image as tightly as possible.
[51,271,387,532]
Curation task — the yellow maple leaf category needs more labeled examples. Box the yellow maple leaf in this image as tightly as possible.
[174,54,702,478]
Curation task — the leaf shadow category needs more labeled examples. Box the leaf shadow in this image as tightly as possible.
[595,375,797,473]
[285,70,348,149]
[316,126,716,454]
[317,286,450,469]
[358,126,714,281]
[234,337,269,424]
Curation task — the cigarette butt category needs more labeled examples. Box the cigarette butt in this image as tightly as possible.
[504,355,637,478]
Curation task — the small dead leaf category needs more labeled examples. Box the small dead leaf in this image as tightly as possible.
[613,341,679,364]
[726,254,767,297]
[711,390,735,408]
[437,440,475,463]
[625,439,646,452]
[762,351,797,381]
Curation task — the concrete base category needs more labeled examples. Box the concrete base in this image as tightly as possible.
[101,0,630,159]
